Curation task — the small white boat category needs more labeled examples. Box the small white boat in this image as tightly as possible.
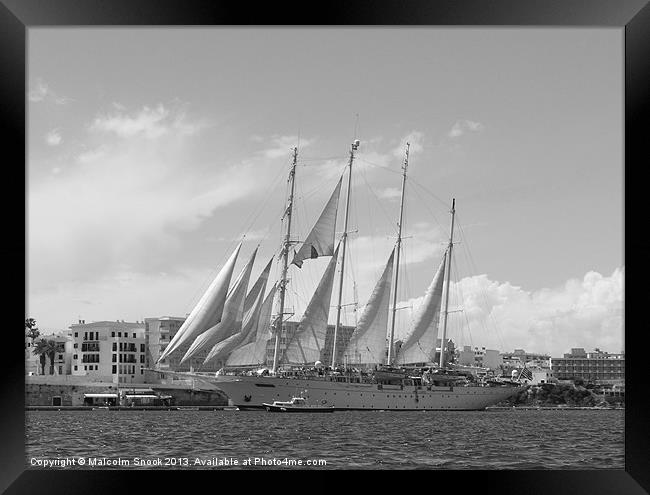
[263,397,334,413]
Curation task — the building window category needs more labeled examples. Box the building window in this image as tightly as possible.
[74,343,78,349]
[112,354,116,363]
[113,342,117,351]
[74,365,78,371]
[112,365,117,374]
[73,354,78,360]
[118,332,121,338]
[140,355,145,363]
[133,333,136,338]
[84,365,87,370]
[74,332,78,338]
[111,331,115,337]
[140,344,145,353]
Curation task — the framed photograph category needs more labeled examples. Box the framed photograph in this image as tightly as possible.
[5,0,648,492]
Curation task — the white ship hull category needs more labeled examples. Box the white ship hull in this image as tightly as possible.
[201,375,525,411]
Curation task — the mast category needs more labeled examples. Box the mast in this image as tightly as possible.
[331,139,359,368]
[387,143,410,366]
[272,147,298,373]
[438,198,456,368]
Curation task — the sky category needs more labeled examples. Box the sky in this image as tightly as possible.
[27,28,623,357]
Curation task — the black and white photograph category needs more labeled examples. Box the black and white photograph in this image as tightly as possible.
[5,0,649,489]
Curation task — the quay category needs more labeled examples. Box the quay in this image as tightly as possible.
[26,405,239,411]
[486,406,624,411]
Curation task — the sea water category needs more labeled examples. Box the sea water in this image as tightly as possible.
[25,409,624,469]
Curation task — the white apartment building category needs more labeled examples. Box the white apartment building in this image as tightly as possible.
[68,320,146,384]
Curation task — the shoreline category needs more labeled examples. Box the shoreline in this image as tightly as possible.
[26,405,238,411]
[26,405,624,412]
[486,406,624,411]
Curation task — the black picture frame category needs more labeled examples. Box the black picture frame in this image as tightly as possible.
[3,0,648,493]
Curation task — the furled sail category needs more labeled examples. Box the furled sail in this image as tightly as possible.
[157,242,241,363]
[343,249,394,366]
[395,252,447,365]
[292,177,342,268]
[202,257,273,364]
[283,244,340,364]
[226,282,277,367]
[179,247,257,363]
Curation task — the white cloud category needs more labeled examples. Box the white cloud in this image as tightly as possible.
[392,131,424,157]
[448,120,485,138]
[393,267,624,357]
[45,129,62,146]
[211,227,271,243]
[28,78,50,102]
[28,78,71,104]
[262,135,315,159]
[28,104,273,293]
[90,104,204,139]
[377,187,402,201]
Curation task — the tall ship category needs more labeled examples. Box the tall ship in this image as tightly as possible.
[153,140,526,410]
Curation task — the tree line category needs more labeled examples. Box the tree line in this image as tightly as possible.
[26,318,63,375]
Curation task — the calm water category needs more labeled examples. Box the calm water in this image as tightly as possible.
[25,410,624,469]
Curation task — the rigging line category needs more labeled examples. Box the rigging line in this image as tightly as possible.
[357,167,399,237]
[358,163,376,293]
[177,161,285,316]
[355,157,403,176]
[299,156,348,163]
[353,113,359,141]
[451,248,473,349]
[453,237,491,350]
[241,168,288,243]
[405,181,445,233]
[408,179,452,210]
[237,157,289,239]
[456,217,506,351]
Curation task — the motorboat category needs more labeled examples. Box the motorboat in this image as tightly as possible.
[263,396,334,413]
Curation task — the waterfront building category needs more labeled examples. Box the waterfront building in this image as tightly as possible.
[501,349,551,367]
[68,320,146,384]
[458,345,503,370]
[25,336,40,376]
[550,348,625,385]
[144,316,222,374]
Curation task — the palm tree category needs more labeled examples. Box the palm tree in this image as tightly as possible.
[45,341,58,375]
[32,340,49,375]
[25,318,40,341]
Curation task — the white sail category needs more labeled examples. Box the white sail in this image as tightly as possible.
[395,252,447,365]
[226,283,277,367]
[292,177,342,268]
[344,249,394,366]
[202,257,273,364]
[239,257,273,343]
[180,247,257,363]
[157,242,241,363]
[283,244,340,364]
